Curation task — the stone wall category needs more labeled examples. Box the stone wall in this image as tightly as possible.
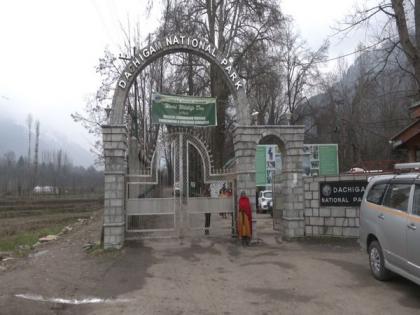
[303,174,369,238]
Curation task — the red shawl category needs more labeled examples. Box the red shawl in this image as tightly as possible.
[239,196,252,233]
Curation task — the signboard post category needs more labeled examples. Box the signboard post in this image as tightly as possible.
[151,93,217,126]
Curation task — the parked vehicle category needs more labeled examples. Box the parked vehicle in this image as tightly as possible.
[360,164,420,285]
[258,190,272,213]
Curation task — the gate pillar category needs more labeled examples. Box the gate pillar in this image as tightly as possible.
[102,125,128,249]
[233,125,305,240]
[233,128,258,241]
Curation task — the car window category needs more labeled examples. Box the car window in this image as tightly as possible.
[382,184,411,212]
[366,183,387,205]
[412,185,420,216]
[264,192,272,198]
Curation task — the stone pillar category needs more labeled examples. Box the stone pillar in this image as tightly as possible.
[233,127,258,241]
[102,125,128,249]
[281,133,305,238]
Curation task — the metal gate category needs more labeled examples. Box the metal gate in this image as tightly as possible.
[126,131,235,239]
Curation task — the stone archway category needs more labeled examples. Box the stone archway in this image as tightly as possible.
[102,34,305,249]
[102,34,251,248]
[109,34,250,125]
[233,126,305,240]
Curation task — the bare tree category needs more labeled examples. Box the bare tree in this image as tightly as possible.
[26,114,33,165]
[77,0,287,169]
[281,21,328,124]
[339,0,420,99]
[34,120,40,185]
[309,48,412,170]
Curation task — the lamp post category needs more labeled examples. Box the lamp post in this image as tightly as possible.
[251,111,259,125]
[105,106,112,124]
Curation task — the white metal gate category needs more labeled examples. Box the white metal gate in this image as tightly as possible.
[125,132,235,238]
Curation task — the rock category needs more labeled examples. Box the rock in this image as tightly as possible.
[30,250,49,258]
[82,241,99,251]
[39,235,58,242]
[77,218,89,225]
[17,244,31,251]
[0,251,11,261]
[58,226,73,236]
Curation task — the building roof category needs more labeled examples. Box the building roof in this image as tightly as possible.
[390,119,420,149]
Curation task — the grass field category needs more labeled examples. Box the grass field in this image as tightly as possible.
[0,196,102,253]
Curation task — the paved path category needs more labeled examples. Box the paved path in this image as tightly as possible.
[1,214,420,314]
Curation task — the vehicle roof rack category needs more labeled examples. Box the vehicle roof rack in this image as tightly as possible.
[394,163,420,170]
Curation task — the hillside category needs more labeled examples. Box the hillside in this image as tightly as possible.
[0,118,95,167]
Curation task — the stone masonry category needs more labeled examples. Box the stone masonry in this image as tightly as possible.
[233,125,305,239]
[303,174,369,238]
[102,125,128,249]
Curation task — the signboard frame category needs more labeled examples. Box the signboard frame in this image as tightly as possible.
[151,93,217,127]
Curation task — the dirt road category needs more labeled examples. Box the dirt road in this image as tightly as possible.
[1,214,420,315]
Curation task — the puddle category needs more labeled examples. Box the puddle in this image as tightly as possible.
[15,293,130,305]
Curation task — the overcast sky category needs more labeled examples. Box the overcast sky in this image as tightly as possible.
[0,0,368,154]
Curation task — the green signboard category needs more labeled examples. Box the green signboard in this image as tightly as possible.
[256,146,267,186]
[319,144,339,176]
[256,145,281,187]
[151,93,217,126]
[303,144,339,176]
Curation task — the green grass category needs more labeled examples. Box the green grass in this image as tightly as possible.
[0,225,66,253]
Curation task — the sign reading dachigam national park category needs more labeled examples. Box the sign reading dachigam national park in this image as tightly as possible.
[151,93,217,126]
[320,181,367,207]
[117,35,244,92]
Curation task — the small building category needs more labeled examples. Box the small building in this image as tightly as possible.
[390,102,420,162]
[33,186,58,194]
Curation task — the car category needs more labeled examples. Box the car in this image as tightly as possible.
[360,165,420,285]
[258,190,272,213]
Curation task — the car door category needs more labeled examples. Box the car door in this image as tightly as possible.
[407,184,420,278]
[380,183,411,270]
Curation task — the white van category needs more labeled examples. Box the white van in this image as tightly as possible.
[360,165,420,285]
[258,190,272,213]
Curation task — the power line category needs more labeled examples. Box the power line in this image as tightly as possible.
[319,38,389,64]
[89,0,119,48]
[320,24,416,64]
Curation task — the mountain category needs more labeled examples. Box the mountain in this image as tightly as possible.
[0,118,95,167]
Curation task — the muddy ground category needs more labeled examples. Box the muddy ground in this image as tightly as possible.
[0,197,102,238]
[1,214,420,315]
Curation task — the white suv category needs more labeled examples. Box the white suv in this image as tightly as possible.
[360,165,420,285]
[258,190,272,213]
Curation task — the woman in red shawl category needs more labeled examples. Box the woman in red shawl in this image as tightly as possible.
[238,191,252,246]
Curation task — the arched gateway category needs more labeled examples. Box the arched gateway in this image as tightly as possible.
[109,34,250,125]
[102,34,305,249]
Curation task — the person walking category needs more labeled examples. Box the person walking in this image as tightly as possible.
[238,191,252,246]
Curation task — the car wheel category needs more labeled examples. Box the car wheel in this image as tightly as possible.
[368,240,391,281]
